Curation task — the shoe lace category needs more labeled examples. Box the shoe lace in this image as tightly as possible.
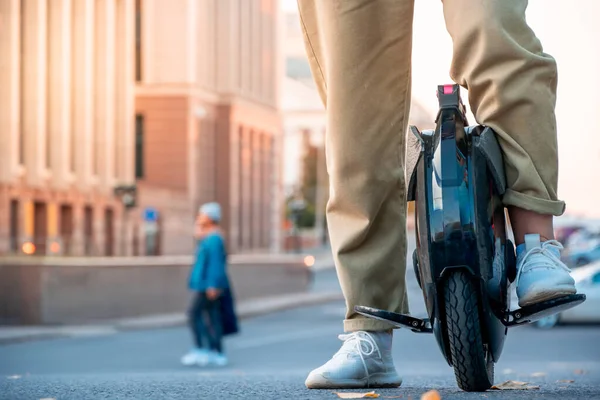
[336,331,382,380]
[516,240,571,287]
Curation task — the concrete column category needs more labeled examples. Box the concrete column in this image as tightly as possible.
[0,0,21,182]
[270,131,283,253]
[116,0,135,184]
[241,128,251,250]
[47,0,72,188]
[272,0,282,107]
[22,200,34,250]
[21,0,48,186]
[0,189,9,253]
[94,205,106,256]
[251,131,262,248]
[228,122,241,253]
[71,204,85,256]
[250,0,258,97]
[261,133,272,248]
[72,0,95,188]
[46,202,59,253]
[94,0,117,191]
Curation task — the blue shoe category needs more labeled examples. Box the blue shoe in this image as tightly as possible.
[516,234,576,307]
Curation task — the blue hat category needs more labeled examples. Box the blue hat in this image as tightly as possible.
[199,202,221,223]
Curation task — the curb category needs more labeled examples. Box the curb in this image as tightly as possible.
[0,290,344,345]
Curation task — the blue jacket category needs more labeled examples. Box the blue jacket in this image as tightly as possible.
[188,233,230,291]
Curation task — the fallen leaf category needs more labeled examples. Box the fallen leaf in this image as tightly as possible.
[557,379,575,383]
[6,375,21,380]
[335,392,380,399]
[420,390,441,400]
[491,380,540,390]
[531,372,547,378]
[574,369,587,375]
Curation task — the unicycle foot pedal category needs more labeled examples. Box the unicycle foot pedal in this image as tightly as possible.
[354,306,433,333]
[505,293,586,326]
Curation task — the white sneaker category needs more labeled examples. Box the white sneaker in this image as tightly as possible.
[210,352,228,367]
[180,348,210,367]
[305,331,401,389]
[516,234,576,307]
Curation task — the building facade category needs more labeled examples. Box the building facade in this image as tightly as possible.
[135,0,283,255]
[0,0,135,256]
[0,0,283,256]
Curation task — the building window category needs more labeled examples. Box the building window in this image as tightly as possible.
[135,114,144,179]
[9,200,19,253]
[135,0,142,82]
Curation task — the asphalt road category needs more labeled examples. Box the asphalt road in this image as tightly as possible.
[2,240,600,399]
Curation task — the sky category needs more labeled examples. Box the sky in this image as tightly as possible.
[281,0,600,217]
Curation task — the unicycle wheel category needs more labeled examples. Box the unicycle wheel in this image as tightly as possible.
[445,270,494,392]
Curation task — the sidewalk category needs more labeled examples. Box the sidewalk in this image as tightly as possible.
[0,259,339,345]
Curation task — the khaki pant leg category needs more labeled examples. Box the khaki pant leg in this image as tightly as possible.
[298,0,415,331]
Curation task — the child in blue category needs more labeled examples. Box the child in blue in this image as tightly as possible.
[181,202,237,367]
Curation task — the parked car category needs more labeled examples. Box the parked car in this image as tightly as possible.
[510,261,600,329]
[563,239,600,267]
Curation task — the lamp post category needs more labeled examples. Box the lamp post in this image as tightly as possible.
[113,185,137,256]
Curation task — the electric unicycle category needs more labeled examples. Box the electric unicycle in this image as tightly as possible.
[355,84,586,391]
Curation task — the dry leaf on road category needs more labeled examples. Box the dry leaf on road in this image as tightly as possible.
[420,390,441,400]
[335,391,380,399]
[557,379,575,383]
[491,380,540,390]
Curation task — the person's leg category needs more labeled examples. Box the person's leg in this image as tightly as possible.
[181,293,210,366]
[298,0,414,389]
[442,0,575,306]
[206,297,227,366]
[189,293,204,348]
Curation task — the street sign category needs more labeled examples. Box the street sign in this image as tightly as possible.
[143,207,159,222]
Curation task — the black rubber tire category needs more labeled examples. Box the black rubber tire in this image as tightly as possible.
[444,270,494,392]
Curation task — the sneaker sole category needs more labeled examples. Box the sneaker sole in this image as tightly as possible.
[519,286,577,308]
[305,372,402,389]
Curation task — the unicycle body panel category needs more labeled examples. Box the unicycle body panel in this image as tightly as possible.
[412,85,511,370]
